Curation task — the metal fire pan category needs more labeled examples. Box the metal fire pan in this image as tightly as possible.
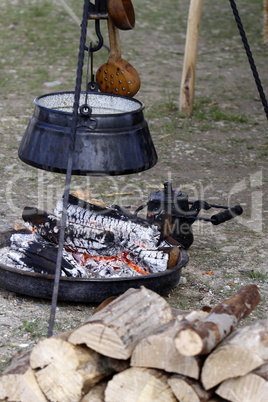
[0,230,188,303]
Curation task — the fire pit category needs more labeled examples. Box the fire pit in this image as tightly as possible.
[0,227,188,303]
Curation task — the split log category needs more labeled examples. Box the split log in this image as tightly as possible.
[68,286,174,359]
[175,284,260,356]
[104,367,177,402]
[0,351,47,401]
[216,362,268,402]
[30,337,127,402]
[81,380,107,401]
[168,374,215,402]
[201,319,268,390]
[131,310,209,379]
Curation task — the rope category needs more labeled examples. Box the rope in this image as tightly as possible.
[47,0,89,338]
[229,0,268,120]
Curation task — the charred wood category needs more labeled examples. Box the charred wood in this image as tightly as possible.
[8,232,85,277]
[22,207,115,252]
[54,195,162,248]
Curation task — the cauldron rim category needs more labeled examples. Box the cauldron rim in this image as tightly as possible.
[33,91,145,117]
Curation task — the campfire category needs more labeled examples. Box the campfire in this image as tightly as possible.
[5,194,181,279]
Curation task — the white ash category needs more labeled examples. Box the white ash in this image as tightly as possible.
[54,199,161,249]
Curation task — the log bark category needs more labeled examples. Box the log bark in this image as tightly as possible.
[131,311,209,379]
[201,319,268,390]
[216,362,268,402]
[68,286,174,359]
[0,351,47,401]
[104,367,177,402]
[30,337,125,401]
[175,284,260,356]
[168,374,215,402]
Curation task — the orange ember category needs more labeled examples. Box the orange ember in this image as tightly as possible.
[74,251,149,275]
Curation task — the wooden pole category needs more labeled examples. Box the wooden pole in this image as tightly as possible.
[179,0,203,116]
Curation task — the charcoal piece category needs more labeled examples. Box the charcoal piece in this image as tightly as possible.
[9,233,81,277]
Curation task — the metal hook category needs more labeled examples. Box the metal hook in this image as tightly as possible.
[84,18,104,52]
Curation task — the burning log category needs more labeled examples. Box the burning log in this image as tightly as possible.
[19,197,181,278]
[30,337,128,402]
[216,362,268,401]
[131,311,209,379]
[22,206,115,252]
[54,194,162,248]
[104,367,177,402]
[174,284,261,356]
[68,286,174,360]
[201,319,268,390]
[168,374,215,402]
[0,351,46,402]
[8,232,83,276]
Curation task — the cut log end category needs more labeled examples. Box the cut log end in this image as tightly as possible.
[174,328,204,356]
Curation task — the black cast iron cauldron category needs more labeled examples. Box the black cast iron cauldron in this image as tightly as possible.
[0,230,188,303]
[18,92,158,176]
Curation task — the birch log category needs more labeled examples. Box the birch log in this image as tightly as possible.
[104,367,177,402]
[131,310,209,379]
[216,362,268,402]
[68,286,174,359]
[175,284,260,356]
[201,319,268,390]
[179,0,203,115]
[168,374,215,402]
[0,351,46,402]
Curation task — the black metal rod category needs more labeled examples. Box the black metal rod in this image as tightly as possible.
[47,0,89,338]
[229,0,268,120]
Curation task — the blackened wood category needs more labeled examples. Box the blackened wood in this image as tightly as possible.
[22,206,114,251]
[54,195,162,248]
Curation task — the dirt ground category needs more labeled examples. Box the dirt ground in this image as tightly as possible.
[0,0,267,372]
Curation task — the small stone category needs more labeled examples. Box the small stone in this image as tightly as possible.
[43,80,62,87]
[179,276,187,285]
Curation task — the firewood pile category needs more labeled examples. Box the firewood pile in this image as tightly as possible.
[0,284,267,402]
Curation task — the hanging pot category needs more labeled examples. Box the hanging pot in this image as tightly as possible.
[18,92,158,175]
